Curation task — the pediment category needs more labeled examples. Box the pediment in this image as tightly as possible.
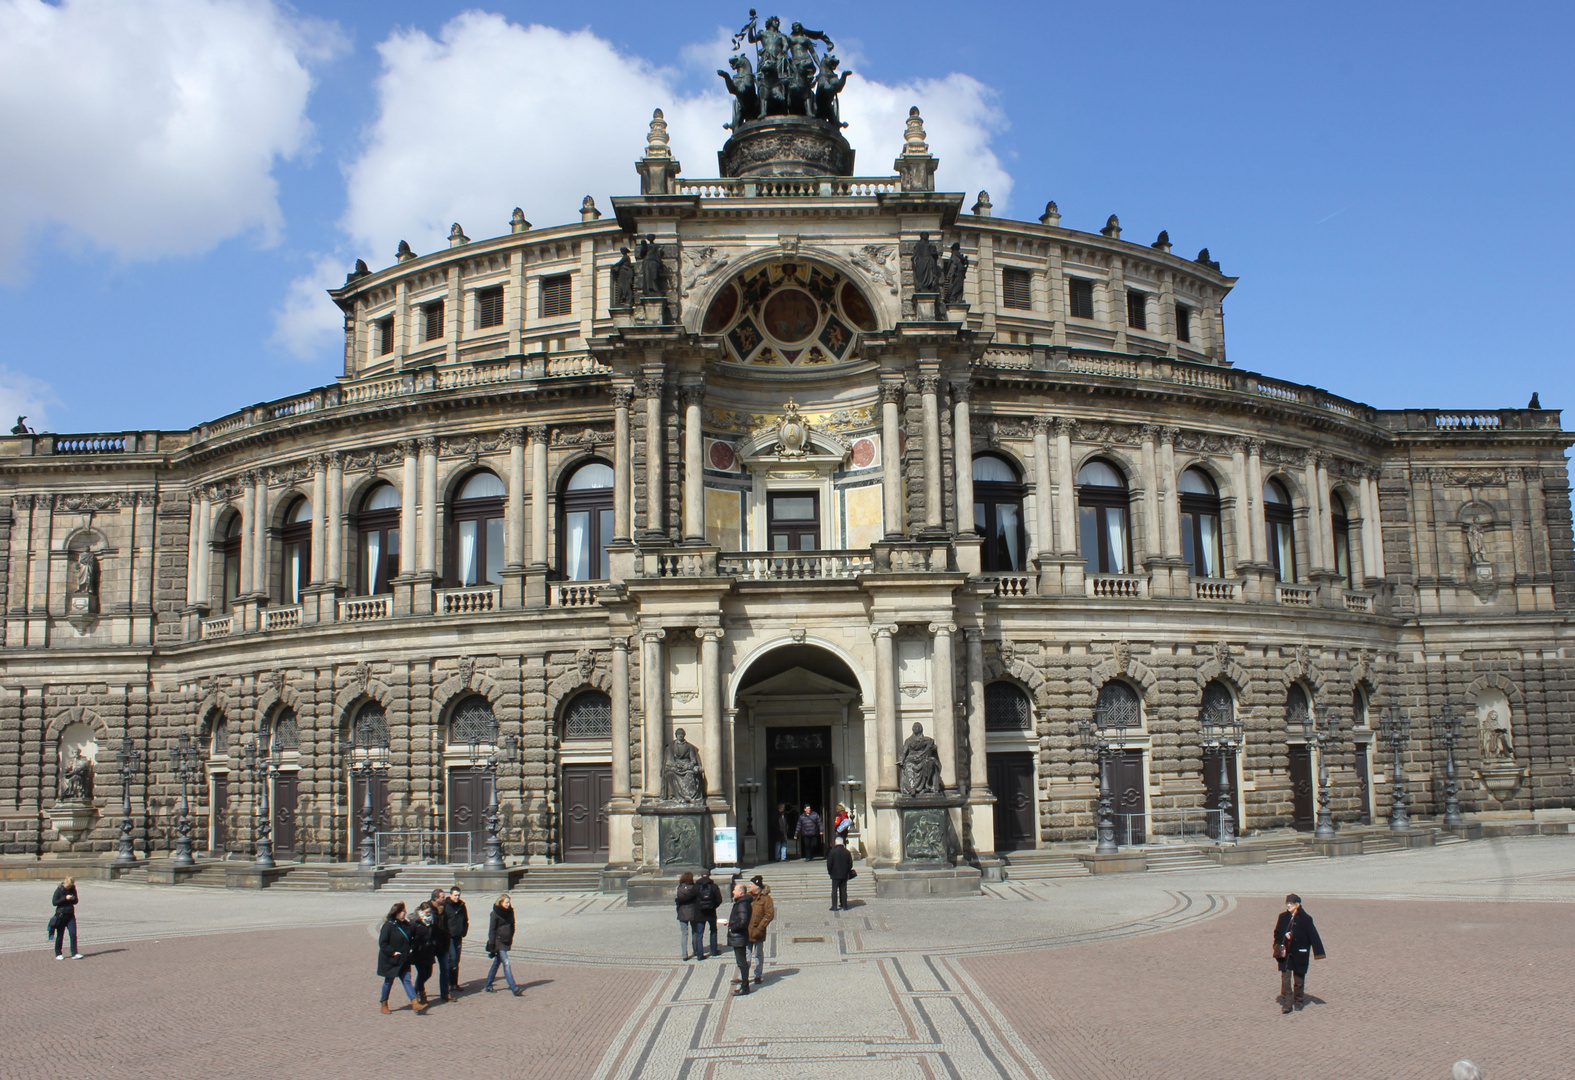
[740,665,859,701]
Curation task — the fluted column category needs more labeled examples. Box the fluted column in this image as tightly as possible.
[920,375,944,530]
[1054,418,1076,553]
[1139,425,1160,561]
[195,489,213,605]
[681,384,705,542]
[1160,427,1181,559]
[529,426,549,566]
[641,629,667,798]
[399,442,418,576]
[873,625,899,792]
[251,474,269,596]
[613,387,633,541]
[185,494,202,606]
[1315,453,1333,572]
[505,428,526,568]
[310,456,326,585]
[698,628,724,801]
[236,479,253,599]
[880,382,904,538]
[326,453,343,586]
[1302,451,1324,571]
[951,382,975,534]
[1246,438,1267,563]
[1032,417,1054,555]
[419,437,438,576]
[965,628,987,795]
[610,636,632,799]
[643,378,665,536]
[930,622,958,792]
[1229,437,1250,568]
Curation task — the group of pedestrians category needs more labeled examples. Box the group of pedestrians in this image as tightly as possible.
[377,886,528,1014]
[774,802,854,861]
[675,871,776,994]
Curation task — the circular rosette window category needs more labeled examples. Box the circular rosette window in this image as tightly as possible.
[701,261,876,367]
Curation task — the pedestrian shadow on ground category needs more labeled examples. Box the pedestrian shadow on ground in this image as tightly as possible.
[82,949,128,958]
[520,979,555,991]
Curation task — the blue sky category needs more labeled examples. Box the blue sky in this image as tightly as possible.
[1,1,1570,434]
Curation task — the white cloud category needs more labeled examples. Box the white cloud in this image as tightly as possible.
[0,0,342,280]
[272,252,347,360]
[277,12,1013,360]
[0,366,60,433]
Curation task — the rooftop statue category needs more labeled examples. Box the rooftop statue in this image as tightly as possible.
[720,9,851,125]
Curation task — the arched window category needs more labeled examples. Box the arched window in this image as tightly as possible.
[1078,459,1131,574]
[985,682,1032,731]
[562,690,613,739]
[269,707,299,751]
[973,455,1026,572]
[357,483,401,596]
[1179,467,1223,579]
[280,497,312,605]
[1286,684,1311,733]
[1351,686,1368,729]
[561,460,614,581]
[1200,680,1234,729]
[209,716,229,757]
[221,515,243,611]
[451,471,506,587]
[350,701,390,749]
[449,696,498,746]
[1095,680,1142,733]
[1264,479,1296,582]
[1330,492,1352,587]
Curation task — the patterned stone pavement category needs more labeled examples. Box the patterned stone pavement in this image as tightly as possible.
[1,837,1570,1079]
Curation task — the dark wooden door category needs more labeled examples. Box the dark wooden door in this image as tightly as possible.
[349,770,390,858]
[1288,745,1315,831]
[1108,749,1146,845]
[1201,749,1242,839]
[273,772,298,859]
[562,764,612,863]
[447,766,493,864]
[210,773,229,855]
[988,752,1035,851]
[1354,743,1372,825]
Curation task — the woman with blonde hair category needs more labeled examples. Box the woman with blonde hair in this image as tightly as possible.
[484,894,523,995]
[49,876,81,959]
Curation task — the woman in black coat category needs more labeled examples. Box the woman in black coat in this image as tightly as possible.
[674,872,704,961]
[484,895,523,995]
[377,902,425,1014]
[1272,893,1327,1013]
[50,876,81,959]
[725,882,754,995]
[409,902,437,1005]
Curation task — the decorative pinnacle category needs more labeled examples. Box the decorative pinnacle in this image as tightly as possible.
[581,196,601,222]
[971,191,993,217]
[645,108,671,159]
[1152,229,1171,252]
[1040,201,1060,226]
[1102,214,1121,239]
[510,208,531,234]
[902,106,929,156]
[395,239,415,262]
[448,223,469,247]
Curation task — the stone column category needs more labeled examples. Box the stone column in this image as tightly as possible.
[1316,453,1333,573]
[641,629,667,799]
[610,637,632,799]
[310,457,326,585]
[1160,428,1181,559]
[681,385,705,543]
[643,378,665,536]
[920,375,944,531]
[930,622,958,793]
[251,474,269,597]
[505,428,526,568]
[698,628,724,805]
[326,453,343,587]
[1032,417,1054,555]
[880,382,904,537]
[873,625,899,792]
[400,442,418,575]
[419,437,438,576]
[613,387,633,541]
[1365,468,1387,578]
[1246,439,1267,563]
[952,382,975,534]
[965,628,987,795]
[185,495,202,606]
[1139,425,1160,561]
[1229,437,1250,568]
[1055,419,1076,553]
[196,489,213,605]
[1303,451,1325,571]
[529,426,549,566]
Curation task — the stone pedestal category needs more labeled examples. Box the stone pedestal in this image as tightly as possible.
[1205,845,1269,866]
[45,803,98,846]
[147,861,214,886]
[328,867,398,891]
[718,115,854,178]
[455,866,528,894]
[895,795,963,870]
[1076,850,1148,873]
[1479,761,1526,802]
[872,864,981,897]
[639,803,711,872]
[1312,837,1364,857]
[224,865,295,889]
[1391,828,1435,848]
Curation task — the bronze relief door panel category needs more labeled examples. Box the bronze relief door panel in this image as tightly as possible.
[987,752,1035,851]
[272,772,298,859]
[447,766,493,864]
[1287,745,1315,831]
[562,764,612,863]
[1107,749,1146,845]
[210,773,229,855]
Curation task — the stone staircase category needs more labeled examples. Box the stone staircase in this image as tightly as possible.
[998,850,1091,880]
[746,858,877,902]
[1143,846,1218,873]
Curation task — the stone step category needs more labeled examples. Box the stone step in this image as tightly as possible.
[1000,852,1091,879]
[1143,848,1217,873]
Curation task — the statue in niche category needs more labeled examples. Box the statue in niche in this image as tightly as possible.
[637,235,665,299]
[70,549,99,614]
[610,246,635,309]
[717,54,759,130]
[911,232,940,294]
[941,241,970,306]
[1464,521,1489,565]
[1481,708,1514,760]
[898,721,943,796]
[661,728,706,804]
[60,747,94,803]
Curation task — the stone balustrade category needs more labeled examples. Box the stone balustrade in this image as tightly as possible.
[438,586,499,614]
[200,615,233,639]
[1277,584,1317,606]
[339,596,391,622]
[720,550,874,581]
[262,605,302,632]
[1086,573,1150,599]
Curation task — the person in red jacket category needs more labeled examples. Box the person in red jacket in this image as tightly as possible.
[1272,893,1326,1012]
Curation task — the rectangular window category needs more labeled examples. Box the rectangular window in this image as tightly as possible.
[1001,267,1032,310]
[475,286,504,329]
[1068,277,1094,320]
[539,274,572,318]
[422,301,445,342]
[1126,289,1148,330]
[1175,302,1193,342]
[375,317,394,355]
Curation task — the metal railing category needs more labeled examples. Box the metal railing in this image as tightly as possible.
[374,830,475,866]
[1147,807,1229,842]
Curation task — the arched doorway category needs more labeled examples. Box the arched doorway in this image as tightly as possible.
[731,643,865,864]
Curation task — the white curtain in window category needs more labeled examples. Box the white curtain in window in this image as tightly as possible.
[566,511,590,580]
[1276,526,1295,581]
[1106,509,1128,574]
[286,546,301,603]
[458,520,479,585]
[1201,514,1220,577]
[999,504,1021,570]
[365,532,381,592]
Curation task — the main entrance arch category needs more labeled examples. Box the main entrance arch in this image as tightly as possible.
[731,642,867,864]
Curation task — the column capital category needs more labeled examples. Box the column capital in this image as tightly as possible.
[612,386,636,410]
[610,635,632,651]
[327,450,344,469]
[949,381,973,404]
[879,381,905,405]
[640,377,667,400]
[963,626,984,643]
[1138,423,1160,444]
[641,627,667,643]
[917,374,942,395]
[1242,437,1265,456]
[312,453,330,472]
[1031,415,1053,434]
[1054,416,1076,437]
[928,621,957,637]
[870,623,899,640]
[1159,425,1179,445]
[695,627,725,643]
[525,424,550,444]
[419,436,439,455]
[241,470,260,488]
[504,426,528,448]
[397,439,420,458]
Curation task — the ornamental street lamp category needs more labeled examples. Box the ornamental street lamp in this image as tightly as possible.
[1378,705,1412,832]
[170,733,199,867]
[114,737,142,865]
[737,778,761,837]
[468,733,517,871]
[243,737,276,868]
[1311,710,1340,840]
[1077,720,1119,854]
[1199,709,1246,845]
[343,736,386,868]
[1434,711,1465,828]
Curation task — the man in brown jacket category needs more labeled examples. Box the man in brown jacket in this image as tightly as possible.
[746,875,774,985]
